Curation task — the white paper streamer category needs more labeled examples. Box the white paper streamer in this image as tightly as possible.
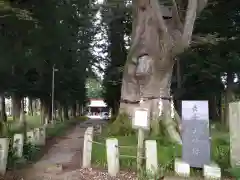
[158,98,163,116]
[170,96,174,119]
[140,98,144,104]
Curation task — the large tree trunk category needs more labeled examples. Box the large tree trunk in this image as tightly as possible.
[119,0,207,144]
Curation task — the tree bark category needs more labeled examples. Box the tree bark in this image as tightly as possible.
[60,106,64,121]
[119,0,207,144]
[12,93,21,121]
[176,59,182,115]
[19,100,25,125]
[224,72,235,128]
[56,103,62,120]
[72,103,77,118]
[28,97,33,116]
[0,94,7,122]
[63,104,69,120]
[40,98,49,124]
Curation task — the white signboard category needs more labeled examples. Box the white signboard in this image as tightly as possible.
[182,101,209,121]
[39,127,46,145]
[132,108,149,130]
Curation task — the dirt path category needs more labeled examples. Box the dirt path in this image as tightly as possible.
[20,123,86,180]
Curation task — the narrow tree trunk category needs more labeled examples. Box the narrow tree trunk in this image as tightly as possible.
[221,93,225,125]
[47,104,52,123]
[19,100,25,125]
[12,93,21,121]
[19,100,27,138]
[56,103,62,120]
[224,73,235,128]
[60,106,64,121]
[76,101,80,116]
[40,99,49,124]
[40,100,44,124]
[28,97,33,116]
[34,99,38,115]
[0,95,7,122]
[72,103,77,118]
[63,105,69,120]
[32,99,35,115]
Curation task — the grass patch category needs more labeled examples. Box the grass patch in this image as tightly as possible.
[92,126,231,177]
[5,115,41,135]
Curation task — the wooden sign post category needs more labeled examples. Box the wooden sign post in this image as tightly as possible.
[132,108,149,177]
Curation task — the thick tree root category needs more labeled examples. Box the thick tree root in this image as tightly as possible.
[163,116,182,144]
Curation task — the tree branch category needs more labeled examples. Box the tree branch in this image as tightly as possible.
[149,0,169,36]
[181,0,198,48]
[171,0,183,31]
[197,0,208,13]
[127,10,146,61]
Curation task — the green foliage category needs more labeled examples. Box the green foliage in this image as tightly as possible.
[75,116,88,122]
[86,78,103,98]
[229,167,240,179]
[7,139,19,169]
[92,130,231,177]
[0,0,98,109]
[23,142,40,162]
[107,112,135,136]
[102,0,128,113]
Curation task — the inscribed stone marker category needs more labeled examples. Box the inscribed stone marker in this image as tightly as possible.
[27,131,34,144]
[82,127,93,168]
[106,138,119,176]
[145,140,158,177]
[181,100,210,168]
[38,127,46,145]
[33,127,43,145]
[13,134,24,157]
[0,138,9,175]
[229,101,240,167]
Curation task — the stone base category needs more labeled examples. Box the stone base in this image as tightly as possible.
[203,163,221,179]
[174,158,190,177]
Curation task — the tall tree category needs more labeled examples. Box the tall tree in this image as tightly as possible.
[119,0,208,143]
[102,0,128,115]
